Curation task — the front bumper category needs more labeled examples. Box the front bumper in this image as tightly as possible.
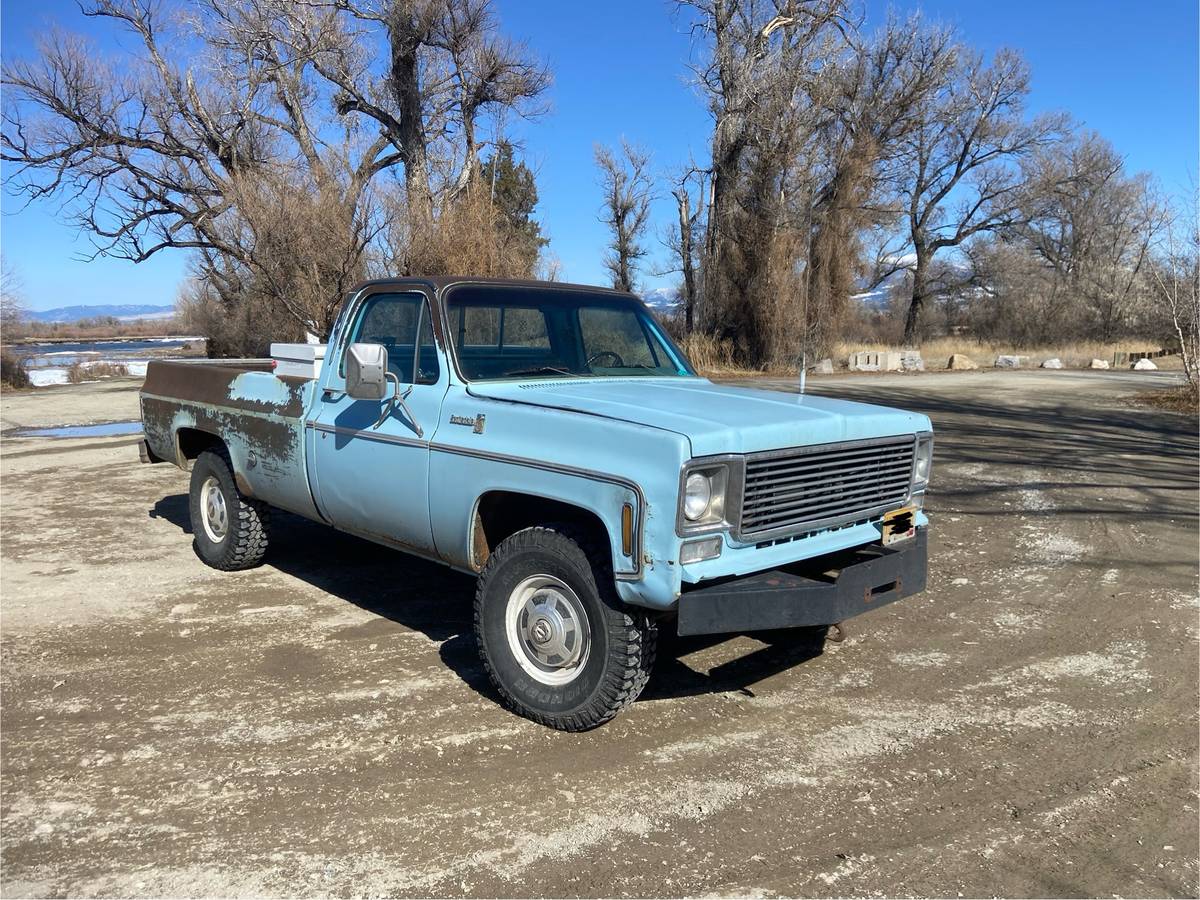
[676,529,927,636]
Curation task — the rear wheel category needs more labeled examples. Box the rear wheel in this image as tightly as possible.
[188,448,270,570]
[474,524,657,730]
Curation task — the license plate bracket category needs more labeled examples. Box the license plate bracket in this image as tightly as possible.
[881,505,916,546]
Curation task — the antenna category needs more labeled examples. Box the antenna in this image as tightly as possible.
[798,351,806,396]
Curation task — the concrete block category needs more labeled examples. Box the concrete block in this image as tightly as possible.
[1040,358,1064,369]
[848,350,903,372]
[1089,358,1110,369]
[995,355,1024,368]
[899,350,925,371]
[810,358,834,375]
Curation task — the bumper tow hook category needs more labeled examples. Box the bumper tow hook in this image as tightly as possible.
[828,622,848,643]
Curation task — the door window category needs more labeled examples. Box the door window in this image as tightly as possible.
[347,293,439,384]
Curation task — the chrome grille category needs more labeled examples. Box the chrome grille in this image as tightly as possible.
[738,437,915,539]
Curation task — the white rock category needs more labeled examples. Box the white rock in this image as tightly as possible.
[1132,358,1158,370]
[811,358,834,375]
[1089,358,1110,369]
[1040,358,1064,369]
[995,355,1024,368]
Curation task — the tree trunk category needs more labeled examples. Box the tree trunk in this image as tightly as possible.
[903,248,929,345]
[387,9,432,229]
[676,189,697,332]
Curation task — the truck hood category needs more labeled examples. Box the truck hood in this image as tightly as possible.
[470,377,931,456]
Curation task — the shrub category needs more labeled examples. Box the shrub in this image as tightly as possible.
[0,347,30,389]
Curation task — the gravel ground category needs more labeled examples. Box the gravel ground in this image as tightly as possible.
[1,370,1196,897]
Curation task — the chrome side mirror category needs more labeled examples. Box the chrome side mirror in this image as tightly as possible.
[345,342,388,400]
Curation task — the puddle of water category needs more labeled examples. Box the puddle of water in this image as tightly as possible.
[10,421,143,439]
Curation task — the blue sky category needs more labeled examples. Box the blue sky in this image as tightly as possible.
[2,0,1197,311]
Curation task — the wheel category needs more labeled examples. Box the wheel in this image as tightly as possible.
[188,448,270,571]
[474,524,657,730]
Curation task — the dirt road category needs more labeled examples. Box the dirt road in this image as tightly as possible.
[1,370,1196,897]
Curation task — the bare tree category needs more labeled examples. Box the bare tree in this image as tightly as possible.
[660,165,706,330]
[595,140,655,293]
[890,48,1067,343]
[1149,194,1200,386]
[803,16,957,356]
[3,0,550,347]
[1017,132,1165,340]
[679,0,853,365]
[1,256,27,338]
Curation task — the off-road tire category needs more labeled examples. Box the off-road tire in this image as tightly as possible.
[188,448,270,571]
[474,524,657,731]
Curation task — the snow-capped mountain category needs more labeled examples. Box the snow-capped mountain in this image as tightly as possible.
[638,287,680,313]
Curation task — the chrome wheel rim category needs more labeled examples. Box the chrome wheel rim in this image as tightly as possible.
[200,475,229,543]
[504,574,591,686]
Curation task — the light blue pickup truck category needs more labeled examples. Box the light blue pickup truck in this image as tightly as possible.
[140,277,932,730]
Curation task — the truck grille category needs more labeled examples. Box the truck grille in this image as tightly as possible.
[738,437,915,539]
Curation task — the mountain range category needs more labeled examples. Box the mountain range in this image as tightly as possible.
[26,304,176,323]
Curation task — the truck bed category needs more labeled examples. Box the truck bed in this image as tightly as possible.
[140,359,321,520]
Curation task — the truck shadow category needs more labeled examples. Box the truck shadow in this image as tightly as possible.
[150,493,828,706]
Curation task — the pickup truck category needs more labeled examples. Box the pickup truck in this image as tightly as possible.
[140,277,932,730]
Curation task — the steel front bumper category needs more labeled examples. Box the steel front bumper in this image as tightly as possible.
[676,529,927,636]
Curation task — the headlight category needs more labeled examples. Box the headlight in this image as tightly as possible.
[677,462,734,533]
[683,472,712,520]
[913,434,933,488]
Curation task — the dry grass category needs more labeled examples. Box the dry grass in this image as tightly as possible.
[677,333,800,376]
[65,361,131,383]
[1133,382,1199,415]
[16,318,181,341]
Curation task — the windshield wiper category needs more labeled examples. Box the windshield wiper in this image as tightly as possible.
[501,365,579,378]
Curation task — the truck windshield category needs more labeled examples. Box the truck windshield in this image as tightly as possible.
[445,285,695,381]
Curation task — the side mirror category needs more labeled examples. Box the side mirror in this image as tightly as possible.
[345,342,389,400]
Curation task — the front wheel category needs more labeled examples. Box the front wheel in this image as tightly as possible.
[474,525,657,731]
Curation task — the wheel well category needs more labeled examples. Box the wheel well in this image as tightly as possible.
[176,428,226,464]
[473,491,611,571]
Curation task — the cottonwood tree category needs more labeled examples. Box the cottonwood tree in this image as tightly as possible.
[889,48,1067,342]
[2,0,549,347]
[679,0,853,365]
[803,16,957,356]
[1016,132,1165,340]
[595,140,655,293]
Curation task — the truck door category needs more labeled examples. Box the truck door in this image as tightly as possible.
[308,290,447,554]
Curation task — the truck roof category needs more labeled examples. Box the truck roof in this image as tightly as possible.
[351,275,638,298]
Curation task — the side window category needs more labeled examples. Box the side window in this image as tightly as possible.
[347,293,440,385]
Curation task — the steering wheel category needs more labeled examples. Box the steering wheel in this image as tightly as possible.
[586,350,625,368]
